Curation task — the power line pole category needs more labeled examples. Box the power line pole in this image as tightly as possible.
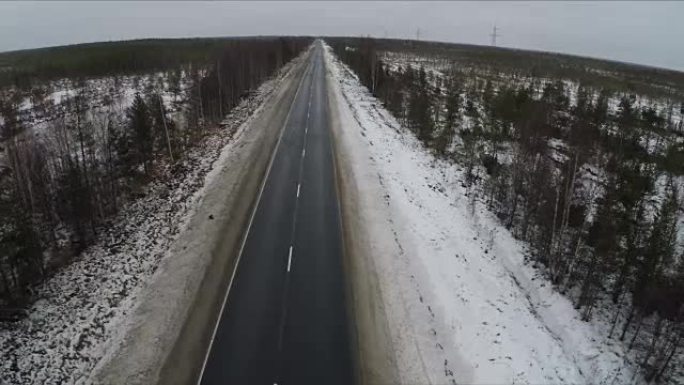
[416,27,421,41]
[490,25,500,46]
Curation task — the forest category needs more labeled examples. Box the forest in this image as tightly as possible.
[0,36,311,312]
[0,37,287,89]
[328,37,684,383]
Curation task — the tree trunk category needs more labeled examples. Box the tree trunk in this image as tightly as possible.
[628,312,645,350]
[550,183,561,280]
[217,59,223,118]
[654,329,681,383]
[159,96,174,162]
[608,291,624,339]
[640,315,662,368]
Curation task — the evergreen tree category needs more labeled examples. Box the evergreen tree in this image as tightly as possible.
[408,66,434,143]
[435,81,461,155]
[0,98,22,140]
[119,94,153,175]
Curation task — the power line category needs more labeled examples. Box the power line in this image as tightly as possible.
[490,25,500,47]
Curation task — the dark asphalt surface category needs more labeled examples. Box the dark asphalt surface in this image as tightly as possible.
[199,42,352,385]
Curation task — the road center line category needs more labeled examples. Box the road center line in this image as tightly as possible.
[197,47,313,385]
[274,50,317,385]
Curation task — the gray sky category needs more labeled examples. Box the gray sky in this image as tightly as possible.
[1,1,683,71]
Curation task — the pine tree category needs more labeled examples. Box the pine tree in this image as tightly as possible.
[0,98,22,140]
[120,94,153,176]
[638,180,679,301]
[435,81,460,155]
[408,66,434,143]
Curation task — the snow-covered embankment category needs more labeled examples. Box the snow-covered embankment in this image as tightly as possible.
[324,44,637,385]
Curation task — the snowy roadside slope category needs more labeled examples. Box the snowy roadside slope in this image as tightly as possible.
[0,50,307,385]
[324,44,638,384]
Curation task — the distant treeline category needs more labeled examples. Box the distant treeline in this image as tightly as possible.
[0,37,305,89]
[326,36,684,100]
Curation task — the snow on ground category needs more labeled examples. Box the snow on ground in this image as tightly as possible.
[325,43,639,385]
[0,57,300,385]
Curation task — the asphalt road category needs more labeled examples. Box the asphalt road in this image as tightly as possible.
[199,42,352,385]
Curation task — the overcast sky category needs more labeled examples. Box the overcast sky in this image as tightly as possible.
[1,1,682,71]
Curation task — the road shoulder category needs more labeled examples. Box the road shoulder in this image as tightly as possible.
[325,45,401,385]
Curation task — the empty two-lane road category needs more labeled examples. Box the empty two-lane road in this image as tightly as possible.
[199,42,352,385]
